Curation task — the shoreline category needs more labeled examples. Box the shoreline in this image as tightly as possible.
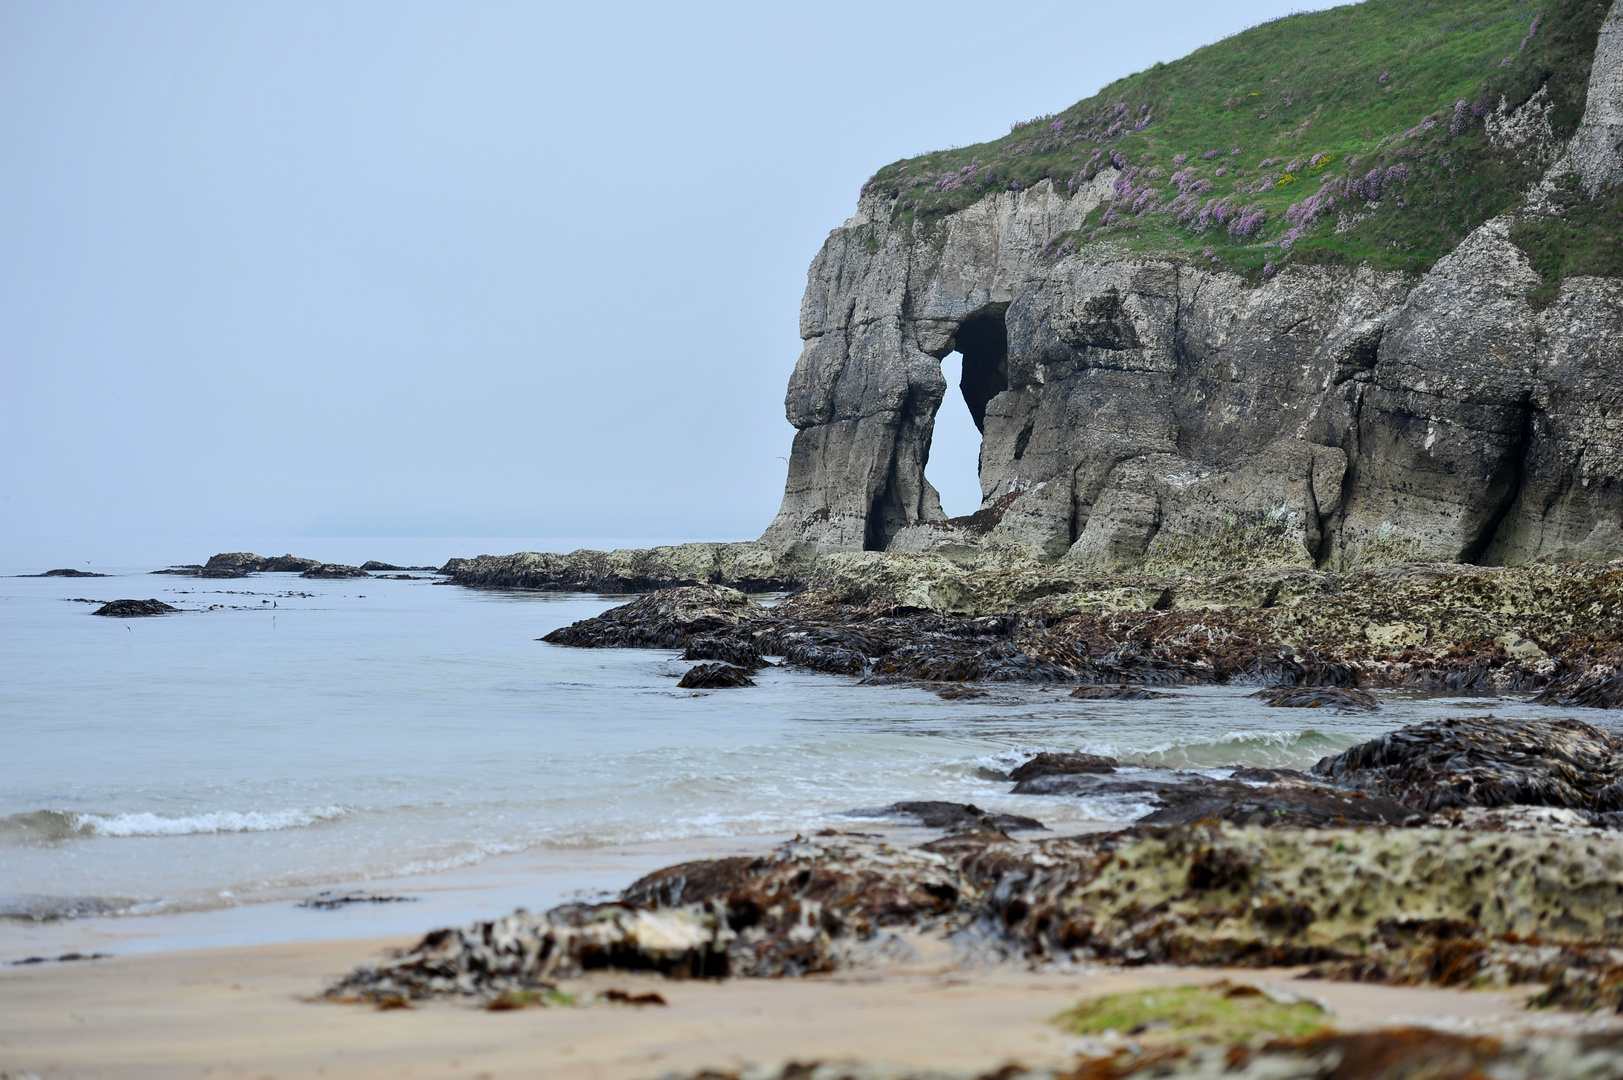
[0,935,1568,1080]
[0,831,806,964]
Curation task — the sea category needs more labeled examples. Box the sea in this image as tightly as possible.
[0,535,1580,960]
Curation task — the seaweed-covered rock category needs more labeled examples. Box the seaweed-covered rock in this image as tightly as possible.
[1008,752,1119,783]
[326,904,731,1001]
[1311,715,1623,812]
[543,586,756,649]
[683,636,769,669]
[1139,782,1419,829]
[660,1028,1623,1080]
[328,834,971,1000]
[1249,685,1379,711]
[849,801,1045,832]
[328,825,1623,1005]
[1009,767,1211,798]
[676,663,755,689]
[1069,684,1172,701]
[1535,662,1623,709]
[299,563,368,579]
[92,599,177,617]
[202,552,326,575]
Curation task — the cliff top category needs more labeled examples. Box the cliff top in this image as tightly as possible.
[863,0,1615,281]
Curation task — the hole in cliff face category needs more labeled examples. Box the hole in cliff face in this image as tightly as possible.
[922,310,1009,519]
[925,353,987,518]
[955,311,1010,434]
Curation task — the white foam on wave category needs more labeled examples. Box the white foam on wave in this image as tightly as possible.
[71,806,348,837]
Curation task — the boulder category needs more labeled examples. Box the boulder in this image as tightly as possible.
[299,564,369,579]
[93,599,177,617]
[1008,752,1119,783]
[1311,715,1623,812]
[849,801,1045,832]
[1249,685,1379,711]
[675,663,756,689]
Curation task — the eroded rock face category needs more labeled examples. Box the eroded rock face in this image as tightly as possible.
[760,18,1623,571]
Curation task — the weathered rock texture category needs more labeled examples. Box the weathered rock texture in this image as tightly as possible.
[329,822,1623,1008]
[761,4,1623,572]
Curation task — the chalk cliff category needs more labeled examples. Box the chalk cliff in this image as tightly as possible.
[762,0,1623,572]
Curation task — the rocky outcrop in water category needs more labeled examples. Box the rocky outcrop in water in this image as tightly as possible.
[92,599,177,617]
[540,564,1623,702]
[299,563,368,579]
[1311,715,1623,813]
[676,663,755,689]
[440,543,798,592]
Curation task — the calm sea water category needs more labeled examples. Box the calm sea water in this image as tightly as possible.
[0,537,1584,951]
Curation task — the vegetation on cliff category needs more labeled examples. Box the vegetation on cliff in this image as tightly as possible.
[863,0,1609,278]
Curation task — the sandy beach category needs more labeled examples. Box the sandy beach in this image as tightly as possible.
[0,932,1547,1080]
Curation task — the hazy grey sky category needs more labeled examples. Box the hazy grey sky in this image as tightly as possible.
[2,0,1329,542]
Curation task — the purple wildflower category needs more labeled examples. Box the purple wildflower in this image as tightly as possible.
[1263,262,1277,278]
[1050,119,1065,133]
[1280,183,1338,248]
[1377,72,1389,83]
[1202,149,1219,160]
[1229,205,1267,237]
[1172,153,1188,166]
[1450,99,1472,137]
[1343,167,1386,201]
[1520,15,1540,50]
[1230,148,1242,156]
[1110,150,1126,170]
[985,168,996,184]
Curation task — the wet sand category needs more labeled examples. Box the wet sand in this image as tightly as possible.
[0,934,1542,1080]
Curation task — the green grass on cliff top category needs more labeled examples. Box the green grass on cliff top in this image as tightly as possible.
[865,0,1609,279]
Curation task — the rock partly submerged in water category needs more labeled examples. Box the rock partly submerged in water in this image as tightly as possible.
[676,663,756,689]
[544,586,755,650]
[92,599,178,617]
[299,563,369,579]
[683,636,771,669]
[538,582,1579,698]
[153,552,329,578]
[1535,662,1623,709]
[25,568,107,578]
[846,801,1045,832]
[1139,781,1419,829]
[1008,752,1119,782]
[1311,715,1623,814]
[1250,685,1379,711]
[1070,684,1172,700]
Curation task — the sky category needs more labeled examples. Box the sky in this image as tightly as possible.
[1,0,1334,544]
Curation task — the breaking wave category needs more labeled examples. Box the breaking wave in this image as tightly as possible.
[0,806,348,843]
